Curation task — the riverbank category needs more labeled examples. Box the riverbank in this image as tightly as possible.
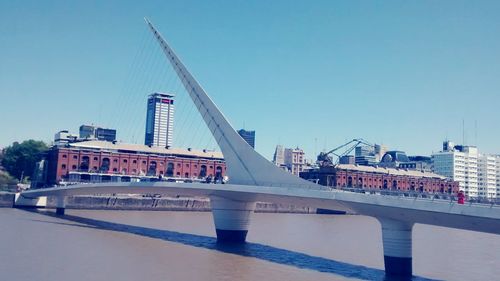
[1,192,327,213]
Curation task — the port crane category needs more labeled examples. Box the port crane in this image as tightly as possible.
[316,138,374,167]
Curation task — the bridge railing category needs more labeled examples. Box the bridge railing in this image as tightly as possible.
[337,187,500,206]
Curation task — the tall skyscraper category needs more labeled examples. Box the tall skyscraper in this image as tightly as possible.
[237,129,255,148]
[144,93,175,148]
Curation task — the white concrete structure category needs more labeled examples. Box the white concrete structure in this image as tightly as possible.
[432,141,479,197]
[145,93,175,148]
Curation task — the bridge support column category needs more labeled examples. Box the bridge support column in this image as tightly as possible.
[210,196,255,243]
[55,196,66,215]
[379,218,414,277]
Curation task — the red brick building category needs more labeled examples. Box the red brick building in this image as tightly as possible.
[300,164,459,193]
[44,140,226,185]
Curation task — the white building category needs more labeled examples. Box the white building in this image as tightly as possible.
[272,145,285,166]
[496,156,500,198]
[478,154,497,199]
[284,147,305,176]
[144,93,175,148]
[432,141,478,198]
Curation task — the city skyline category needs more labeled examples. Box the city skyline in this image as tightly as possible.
[1,1,500,160]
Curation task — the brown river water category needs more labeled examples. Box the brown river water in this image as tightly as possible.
[0,209,498,281]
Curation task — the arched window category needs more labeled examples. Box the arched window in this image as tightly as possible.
[100,158,110,173]
[200,165,207,178]
[215,166,223,181]
[358,177,363,188]
[148,161,157,176]
[166,162,174,177]
[347,176,353,187]
[392,180,397,190]
[383,179,388,189]
[80,156,90,171]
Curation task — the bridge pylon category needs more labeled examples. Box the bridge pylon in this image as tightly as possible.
[145,18,321,243]
[379,218,414,276]
[210,196,256,242]
[55,196,66,215]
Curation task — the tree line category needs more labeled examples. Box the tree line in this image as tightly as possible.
[0,140,48,191]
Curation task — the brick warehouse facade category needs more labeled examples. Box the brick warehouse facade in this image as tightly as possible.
[300,164,459,193]
[44,140,226,185]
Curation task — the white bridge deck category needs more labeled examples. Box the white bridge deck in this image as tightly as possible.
[20,182,500,235]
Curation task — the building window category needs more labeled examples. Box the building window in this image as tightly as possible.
[61,164,66,169]
[100,158,110,172]
[93,157,98,161]
[142,160,147,164]
[62,154,67,158]
[113,168,117,172]
[113,159,118,163]
[200,165,207,178]
[133,160,137,164]
[80,156,90,171]
[73,155,78,160]
[148,161,157,176]
[71,165,77,170]
[166,163,174,177]
[123,159,128,163]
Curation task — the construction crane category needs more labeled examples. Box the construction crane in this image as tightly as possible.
[316,138,374,167]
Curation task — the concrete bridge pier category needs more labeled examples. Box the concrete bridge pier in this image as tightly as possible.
[55,196,66,215]
[210,196,256,243]
[378,218,414,277]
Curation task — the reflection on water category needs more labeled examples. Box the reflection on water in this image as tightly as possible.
[27,209,436,281]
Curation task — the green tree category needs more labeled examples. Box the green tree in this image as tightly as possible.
[1,140,48,181]
[0,170,17,191]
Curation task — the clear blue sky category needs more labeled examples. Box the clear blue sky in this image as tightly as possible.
[1,0,499,160]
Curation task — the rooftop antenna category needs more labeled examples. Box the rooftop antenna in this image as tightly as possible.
[462,119,465,145]
[314,137,318,157]
[474,120,478,146]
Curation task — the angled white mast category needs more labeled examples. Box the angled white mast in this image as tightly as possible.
[145,18,320,188]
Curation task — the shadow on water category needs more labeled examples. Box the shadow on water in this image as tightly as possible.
[23,209,440,281]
